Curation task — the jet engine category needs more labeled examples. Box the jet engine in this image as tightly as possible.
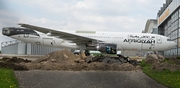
[96,43,117,54]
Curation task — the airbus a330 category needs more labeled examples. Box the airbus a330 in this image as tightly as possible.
[2,23,176,55]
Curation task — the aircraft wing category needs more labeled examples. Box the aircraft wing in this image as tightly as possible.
[19,23,102,44]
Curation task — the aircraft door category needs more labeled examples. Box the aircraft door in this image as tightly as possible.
[156,36,162,44]
[43,38,54,46]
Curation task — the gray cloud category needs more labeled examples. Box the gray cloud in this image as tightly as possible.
[0,9,20,50]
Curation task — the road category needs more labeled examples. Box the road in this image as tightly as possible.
[15,71,167,88]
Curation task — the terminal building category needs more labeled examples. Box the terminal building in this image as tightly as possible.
[143,0,180,57]
[157,0,180,57]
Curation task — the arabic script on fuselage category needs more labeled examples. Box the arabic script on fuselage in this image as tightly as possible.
[123,35,155,44]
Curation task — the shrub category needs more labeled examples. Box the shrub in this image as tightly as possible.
[139,60,146,67]
[177,56,180,59]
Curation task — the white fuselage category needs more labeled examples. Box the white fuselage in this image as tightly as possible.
[9,30,176,51]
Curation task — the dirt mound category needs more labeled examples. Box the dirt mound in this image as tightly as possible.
[152,62,180,71]
[0,62,27,70]
[76,63,141,71]
[0,50,141,71]
[145,54,164,65]
[0,57,30,70]
[47,49,77,61]
[24,62,141,71]
[169,58,180,65]
[23,50,141,71]
[32,49,80,64]
[145,55,180,71]
[1,57,31,63]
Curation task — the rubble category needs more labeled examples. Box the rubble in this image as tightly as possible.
[23,50,140,71]
[0,50,141,71]
[1,51,179,71]
[82,54,139,66]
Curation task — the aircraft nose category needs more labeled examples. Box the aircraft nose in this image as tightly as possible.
[171,41,177,48]
[2,27,11,36]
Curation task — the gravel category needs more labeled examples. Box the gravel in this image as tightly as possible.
[15,71,167,88]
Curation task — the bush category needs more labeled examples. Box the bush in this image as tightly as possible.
[139,60,146,67]
[177,56,180,60]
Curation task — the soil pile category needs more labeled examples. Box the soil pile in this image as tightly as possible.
[32,50,79,64]
[145,54,180,71]
[0,57,31,70]
[23,50,141,71]
[2,57,31,63]
[152,61,180,71]
[0,50,141,71]
[145,54,164,65]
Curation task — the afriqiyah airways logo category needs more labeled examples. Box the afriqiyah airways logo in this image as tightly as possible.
[123,35,155,44]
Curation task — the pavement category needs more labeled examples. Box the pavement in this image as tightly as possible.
[15,71,167,88]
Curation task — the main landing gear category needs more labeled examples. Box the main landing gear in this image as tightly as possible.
[84,50,90,56]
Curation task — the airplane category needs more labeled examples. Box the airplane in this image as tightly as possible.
[2,23,176,55]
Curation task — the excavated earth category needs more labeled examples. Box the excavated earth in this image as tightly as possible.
[0,57,30,70]
[145,54,180,71]
[1,49,180,71]
[0,50,141,71]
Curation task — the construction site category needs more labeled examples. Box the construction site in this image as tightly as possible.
[0,49,180,72]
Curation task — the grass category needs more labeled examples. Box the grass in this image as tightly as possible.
[90,53,102,56]
[0,68,19,88]
[163,58,175,64]
[141,60,180,88]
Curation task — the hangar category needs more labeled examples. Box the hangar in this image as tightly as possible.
[1,40,142,56]
[1,40,62,55]
[143,19,158,34]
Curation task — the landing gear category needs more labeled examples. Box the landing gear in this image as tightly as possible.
[85,50,90,56]
[73,50,90,56]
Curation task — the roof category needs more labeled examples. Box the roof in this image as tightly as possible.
[143,19,157,33]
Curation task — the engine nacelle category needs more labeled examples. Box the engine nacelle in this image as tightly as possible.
[97,43,117,54]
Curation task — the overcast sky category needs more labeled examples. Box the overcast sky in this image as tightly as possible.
[0,0,165,50]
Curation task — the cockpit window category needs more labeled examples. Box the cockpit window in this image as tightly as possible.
[2,28,10,35]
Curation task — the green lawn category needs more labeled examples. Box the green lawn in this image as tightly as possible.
[0,68,19,88]
[142,64,180,88]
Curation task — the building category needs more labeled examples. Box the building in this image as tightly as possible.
[1,40,62,55]
[157,0,180,57]
[143,19,158,34]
